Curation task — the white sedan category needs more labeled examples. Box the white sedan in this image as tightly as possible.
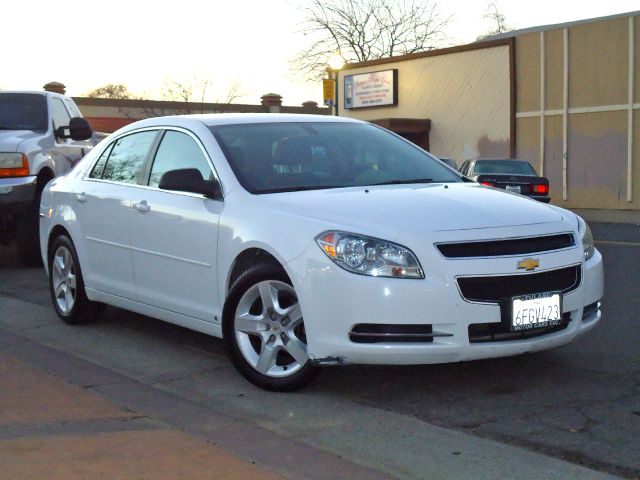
[39,114,603,391]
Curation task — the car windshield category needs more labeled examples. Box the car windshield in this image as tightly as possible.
[0,94,48,132]
[209,122,462,193]
[473,160,537,175]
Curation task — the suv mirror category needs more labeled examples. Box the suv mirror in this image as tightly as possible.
[158,168,222,200]
[56,117,93,141]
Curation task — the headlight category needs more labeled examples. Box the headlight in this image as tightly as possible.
[0,153,29,177]
[316,231,424,278]
[576,215,595,260]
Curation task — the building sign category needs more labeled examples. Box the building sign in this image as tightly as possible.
[322,79,335,107]
[344,69,398,109]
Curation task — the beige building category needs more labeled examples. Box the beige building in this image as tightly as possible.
[337,11,640,222]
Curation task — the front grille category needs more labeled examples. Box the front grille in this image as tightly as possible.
[437,234,574,258]
[469,312,571,343]
[349,324,452,343]
[457,265,581,303]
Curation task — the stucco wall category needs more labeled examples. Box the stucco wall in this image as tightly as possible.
[337,44,511,164]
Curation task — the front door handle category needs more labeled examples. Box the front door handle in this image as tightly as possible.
[133,200,150,213]
[75,192,87,203]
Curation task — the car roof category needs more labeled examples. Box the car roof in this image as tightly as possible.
[118,113,366,132]
[0,91,67,98]
[200,113,365,126]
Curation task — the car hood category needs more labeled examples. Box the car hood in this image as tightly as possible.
[0,130,41,152]
[261,183,564,235]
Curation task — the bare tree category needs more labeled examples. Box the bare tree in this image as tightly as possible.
[479,1,512,39]
[160,77,246,114]
[294,0,451,80]
[85,83,141,100]
[85,78,246,119]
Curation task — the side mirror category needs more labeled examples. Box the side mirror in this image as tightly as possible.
[56,117,93,141]
[158,168,222,200]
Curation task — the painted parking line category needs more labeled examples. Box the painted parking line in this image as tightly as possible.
[594,240,640,247]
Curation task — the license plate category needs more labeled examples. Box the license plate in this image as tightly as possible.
[512,292,562,331]
[505,185,521,193]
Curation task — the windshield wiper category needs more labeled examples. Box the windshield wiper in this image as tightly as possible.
[370,178,434,186]
[253,184,346,194]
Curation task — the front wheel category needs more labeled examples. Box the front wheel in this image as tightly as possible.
[48,235,105,325]
[223,264,318,391]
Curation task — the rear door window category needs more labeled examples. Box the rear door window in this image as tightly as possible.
[100,131,158,184]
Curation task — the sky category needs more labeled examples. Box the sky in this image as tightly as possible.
[2,0,638,106]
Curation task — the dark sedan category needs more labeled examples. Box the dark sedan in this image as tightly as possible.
[459,159,550,203]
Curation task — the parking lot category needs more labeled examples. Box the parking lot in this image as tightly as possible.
[0,222,638,479]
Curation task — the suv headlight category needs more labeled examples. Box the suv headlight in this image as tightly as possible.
[0,153,29,177]
[316,231,424,278]
[576,215,595,261]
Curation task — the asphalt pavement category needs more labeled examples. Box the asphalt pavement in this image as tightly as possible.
[0,221,638,479]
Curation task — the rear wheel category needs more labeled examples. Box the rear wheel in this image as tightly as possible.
[223,264,318,391]
[48,235,105,324]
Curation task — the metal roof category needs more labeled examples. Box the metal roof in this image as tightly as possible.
[485,9,640,40]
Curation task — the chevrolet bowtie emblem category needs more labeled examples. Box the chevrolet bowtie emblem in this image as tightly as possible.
[517,258,540,271]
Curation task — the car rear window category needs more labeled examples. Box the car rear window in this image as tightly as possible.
[473,160,537,175]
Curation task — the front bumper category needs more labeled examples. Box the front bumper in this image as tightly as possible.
[291,230,603,366]
[0,176,37,211]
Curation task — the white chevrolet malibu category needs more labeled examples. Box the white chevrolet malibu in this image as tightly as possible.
[39,114,603,390]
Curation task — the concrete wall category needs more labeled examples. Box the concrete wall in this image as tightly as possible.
[337,42,512,163]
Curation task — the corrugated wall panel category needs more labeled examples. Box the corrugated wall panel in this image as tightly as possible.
[545,30,564,111]
[567,111,628,209]
[634,110,640,202]
[516,34,541,113]
[516,117,539,166]
[339,46,510,163]
[635,16,640,104]
[544,116,564,202]
[569,18,628,108]
[516,12,639,213]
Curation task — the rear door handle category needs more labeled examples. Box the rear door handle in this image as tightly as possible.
[75,192,87,203]
[133,200,150,213]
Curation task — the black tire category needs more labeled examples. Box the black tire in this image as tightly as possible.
[15,176,49,267]
[15,209,42,267]
[223,263,318,391]
[48,235,105,325]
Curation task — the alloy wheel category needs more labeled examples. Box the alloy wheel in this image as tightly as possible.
[234,280,308,377]
[51,245,77,315]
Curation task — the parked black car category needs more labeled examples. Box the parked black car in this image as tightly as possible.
[459,159,550,203]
